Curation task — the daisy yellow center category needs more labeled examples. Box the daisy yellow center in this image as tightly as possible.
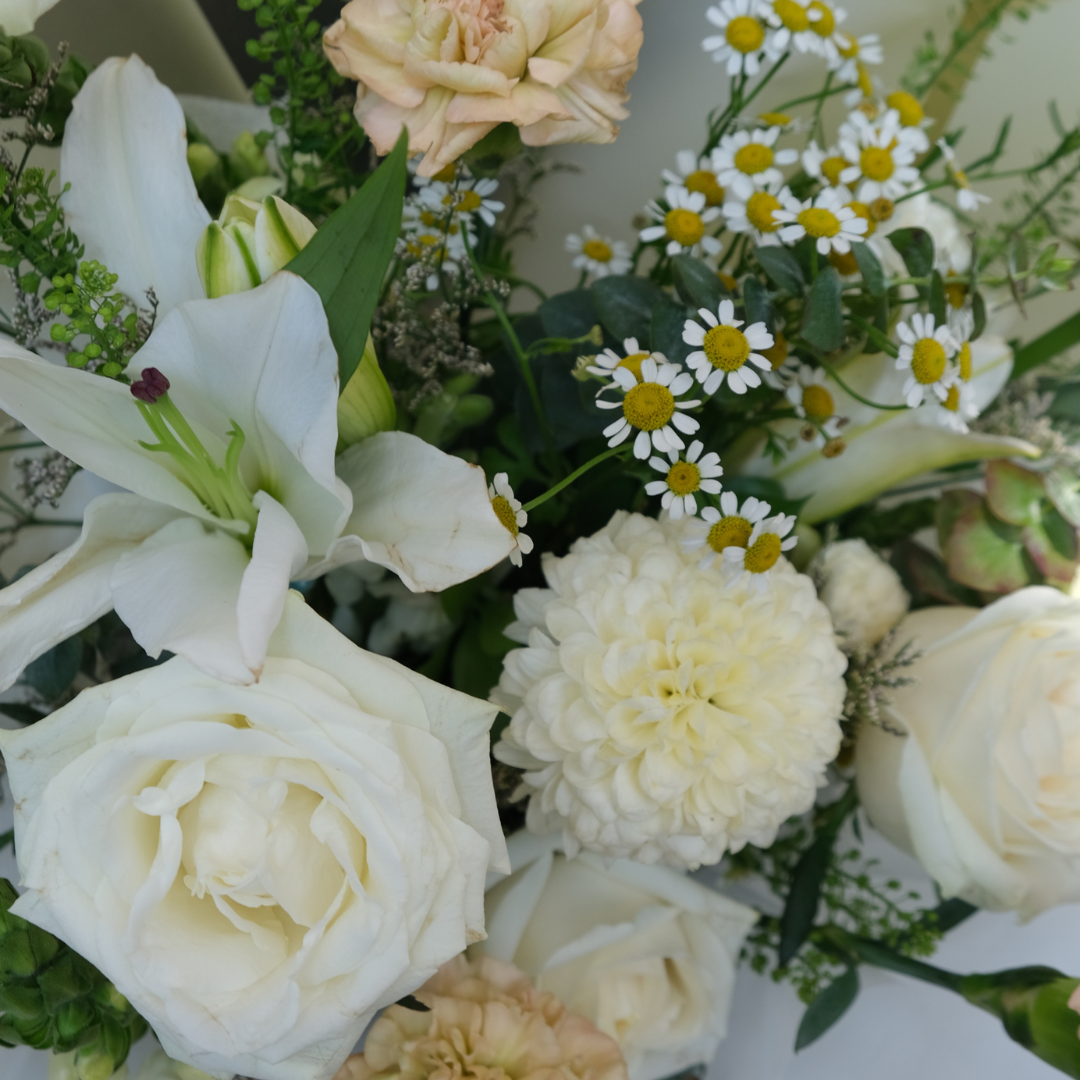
[746,191,782,232]
[665,208,706,247]
[774,0,810,31]
[718,271,738,291]
[829,250,859,275]
[617,351,650,381]
[808,1,835,37]
[759,111,791,126]
[911,338,947,384]
[667,460,701,496]
[870,197,895,222]
[734,143,774,175]
[887,91,924,128]
[457,190,483,213]
[799,207,841,238]
[860,146,895,182]
[945,278,967,309]
[685,169,726,206]
[821,156,849,186]
[958,341,972,381]
[761,332,789,370]
[847,201,875,236]
[744,532,783,573]
[704,325,751,371]
[583,238,614,263]
[420,209,440,227]
[708,515,753,553]
[837,32,859,58]
[433,163,458,183]
[726,15,766,53]
[623,382,676,431]
[802,385,834,418]
[492,495,519,536]
[857,61,874,98]
[943,385,961,412]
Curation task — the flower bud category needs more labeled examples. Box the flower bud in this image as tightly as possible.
[337,335,396,451]
[227,131,272,183]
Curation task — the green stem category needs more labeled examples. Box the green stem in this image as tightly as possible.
[1014,160,1080,234]
[523,447,627,513]
[0,442,44,452]
[844,315,902,359]
[817,926,965,994]
[808,73,835,149]
[736,52,791,118]
[810,246,819,281]
[771,82,850,115]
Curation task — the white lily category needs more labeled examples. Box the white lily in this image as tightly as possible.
[0,0,59,35]
[737,338,1040,522]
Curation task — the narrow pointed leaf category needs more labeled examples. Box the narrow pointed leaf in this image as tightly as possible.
[742,274,775,335]
[795,968,860,1051]
[671,254,729,311]
[591,275,665,345]
[754,245,805,294]
[802,266,844,352]
[853,241,886,297]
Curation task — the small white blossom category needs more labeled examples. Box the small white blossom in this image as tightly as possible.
[645,440,724,519]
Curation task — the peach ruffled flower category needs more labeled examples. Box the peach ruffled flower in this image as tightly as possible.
[333,954,629,1080]
[323,0,645,176]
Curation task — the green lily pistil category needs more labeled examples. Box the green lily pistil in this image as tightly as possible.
[130,367,258,539]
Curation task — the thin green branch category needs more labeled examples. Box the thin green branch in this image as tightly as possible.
[523,446,627,513]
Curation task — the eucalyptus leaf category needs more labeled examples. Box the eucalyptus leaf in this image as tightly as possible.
[539,289,599,340]
[672,254,729,312]
[742,274,775,335]
[887,228,934,281]
[1012,310,1080,380]
[853,241,886,297]
[801,266,844,352]
[795,968,860,1051]
[753,245,805,294]
[651,295,694,365]
[286,131,408,389]
[591,275,665,345]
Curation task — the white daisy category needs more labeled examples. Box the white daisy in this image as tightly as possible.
[802,141,854,195]
[645,440,724,520]
[724,513,799,577]
[882,91,933,152]
[830,32,883,86]
[683,491,773,569]
[760,331,800,388]
[400,201,473,291]
[785,364,837,420]
[774,187,868,255]
[712,127,799,201]
[765,0,824,54]
[722,183,791,247]
[837,110,921,202]
[895,312,959,407]
[640,185,723,258]
[804,0,850,60]
[566,226,632,278]
[937,140,992,213]
[925,380,980,433]
[703,0,781,77]
[419,176,505,227]
[488,473,534,568]
[596,356,702,459]
[662,151,727,208]
[683,298,774,395]
[586,337,665,382]
[948,308,976,381]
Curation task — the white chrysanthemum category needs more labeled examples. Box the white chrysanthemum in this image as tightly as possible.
[683,298,774,395]
[711,128,798,201]
[811,538,910,652]
[703,0,782,77]
[640,185,722,258]
[492,511,847,868]
[489,473,534,568]
[895,312,958,407]
[645,439,723,520]
[722,184,790,247]
[662,151,727,208]
[566,225,633,278]
[775,188,867,255]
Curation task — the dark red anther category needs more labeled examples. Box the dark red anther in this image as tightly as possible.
[130,368,171,404]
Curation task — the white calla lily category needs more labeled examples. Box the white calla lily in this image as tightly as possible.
[0,0,59,35]
[0,275,514,687]
[739,337,1040,522]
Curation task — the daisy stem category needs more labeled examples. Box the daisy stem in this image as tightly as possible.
[808,72,834,149]
[810,246,819,281]
[522,446,627,513]
[770,82,849,115]
[735,52,790,120]
[842,316,901,360]
[814,355,908,411]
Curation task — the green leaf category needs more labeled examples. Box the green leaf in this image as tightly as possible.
[753,245,805,294]
[591,275,665,345]
[671,254,729,312]
[985,459,1047,526]
[853,242,886,297]
[1024,512,1078,586]
[795,968,860,1052]
[945,500,1031,593]
[888,228,935,280]
[460,122,523,178]
[650,295,694,365]
[396,995,431,1013]
[801,266,844,352]
[336,335,396,451]
[286,131,407,389]
[1045,467,1080,526]
[22,635,82,701]
[972,291,987,341]
[0,703,46,725]
[741,274,775,335]
[1012,310,1080,380]
[538,289,599,340]
[929,270,947,326]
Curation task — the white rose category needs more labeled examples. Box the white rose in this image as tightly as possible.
[133,1050,215,1080]
[1,593,508,1080]
[811,538,910,651]
[856,587,1080,918]
[474,831,758,1080]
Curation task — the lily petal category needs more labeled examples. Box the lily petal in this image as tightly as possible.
[60,55,210,315]
[0,494,182,692]
[316,431,514,592]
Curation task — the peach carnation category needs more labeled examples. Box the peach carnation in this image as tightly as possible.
[335,954,629,1080]
[323,0,645,176]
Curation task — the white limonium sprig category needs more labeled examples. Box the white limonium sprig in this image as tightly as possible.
[775,187,868,255]
[640,185,722,258]
[712,127,799,201]
[488,473,534,567]
[565,226,632,278]
[895,312,959,407]
[703,0,782,76]
[645,440,724,519]
[683,298,774,395]
[596,356,702,459]
[683,491,773,569]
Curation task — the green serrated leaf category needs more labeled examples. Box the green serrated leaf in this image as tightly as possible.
[853,241,886,297]
[753,245,805,294]
[801,266,844,352]
[671,254,729,312]
[795,968,860,1052]
[286,131,407,389]
[591,275,665,345]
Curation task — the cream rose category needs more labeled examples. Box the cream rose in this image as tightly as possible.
[857,587,1080,918]
[474,831,758,1080]
[1,592,508,1080]
[323,0,645,176]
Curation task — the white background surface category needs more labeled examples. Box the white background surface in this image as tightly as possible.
[4,0,1080,1078]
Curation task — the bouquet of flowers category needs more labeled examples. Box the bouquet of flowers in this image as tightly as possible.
[2,0,1080,1078]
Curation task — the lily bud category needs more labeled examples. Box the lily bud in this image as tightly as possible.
[197,195,315,299]
[337,335,397,451]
